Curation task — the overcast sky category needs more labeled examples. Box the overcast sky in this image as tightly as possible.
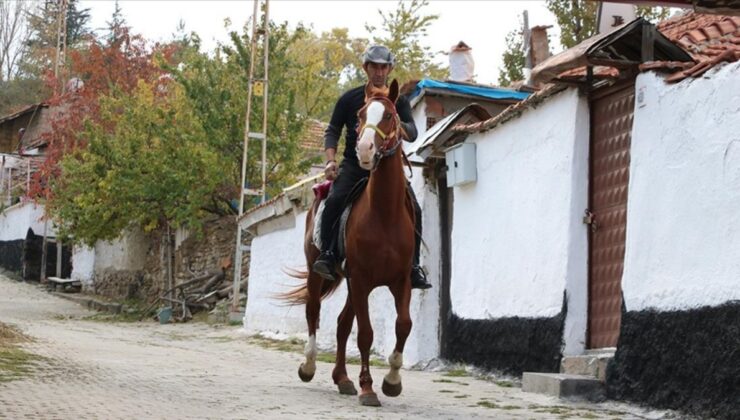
[79,1,563,85]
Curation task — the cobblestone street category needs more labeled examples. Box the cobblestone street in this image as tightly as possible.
[0,274,679,419]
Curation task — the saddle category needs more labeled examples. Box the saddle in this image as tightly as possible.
[312,177,369,273]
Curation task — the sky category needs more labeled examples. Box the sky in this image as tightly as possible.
[79,0,563,85]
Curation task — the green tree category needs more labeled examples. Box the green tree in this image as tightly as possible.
[547,0,674,49]
[105,0,126,44]
[48,80,221,246]
[365,0,447,83]
[23,0,91,75]
[546,0,599,49]
[636,6,672,23]
[498,23,525,87]
[286,27,367,119]
[172,21,315,212]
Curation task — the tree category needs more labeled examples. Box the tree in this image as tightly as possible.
[172,21,318,212]
[0,1,44,114]
[0,0,34,81]
[547,0,674,49]
[498,21,525,87]
[47,80,221,246]
[28,25,175,202]
[105,0,126,44]
[286,27,367,119]
[546,0,599,49]
[23,0,91,76]
[365,0,447,83]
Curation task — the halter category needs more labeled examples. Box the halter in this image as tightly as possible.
[357,96,402,171]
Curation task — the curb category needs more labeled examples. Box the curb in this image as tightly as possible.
[52,292,123,314]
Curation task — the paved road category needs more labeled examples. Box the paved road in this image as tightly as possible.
[0,274,678,419]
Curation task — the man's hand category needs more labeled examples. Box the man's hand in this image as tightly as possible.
[325,160,338,181]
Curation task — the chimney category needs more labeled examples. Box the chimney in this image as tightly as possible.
[530,25,552,68]
[449,41,474,83]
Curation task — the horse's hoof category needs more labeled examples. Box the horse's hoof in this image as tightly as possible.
[337,380,358,395]
[359,392,381,407]
[382,378,402,397]
[298,364,314,382]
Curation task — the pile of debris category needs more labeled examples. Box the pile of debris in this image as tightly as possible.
[142,269,246,322]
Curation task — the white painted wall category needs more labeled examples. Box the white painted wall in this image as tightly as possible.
[93,229,148,273]
[245,170,441,367]
[0,202,52,241]
[71,245,95,288]
[448,88,590,355]
[622,62,740,312]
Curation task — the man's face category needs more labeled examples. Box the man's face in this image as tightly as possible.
[363,62,392,87]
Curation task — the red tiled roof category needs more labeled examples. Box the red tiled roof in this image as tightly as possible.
[300,119,326,155]
[452,84,569,134]
[658,12,740,60]
[555,65,621,83]
[656,12,740,81]
[550,12,739,83]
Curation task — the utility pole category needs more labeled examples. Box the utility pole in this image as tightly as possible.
[231,0,270,318]
[41,0,68,282]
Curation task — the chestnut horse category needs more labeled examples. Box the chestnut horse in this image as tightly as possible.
[281,79,415,407]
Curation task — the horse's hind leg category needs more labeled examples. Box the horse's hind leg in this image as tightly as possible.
[298,272,322,382]
[382,282,412,397]
[332,293,357,395]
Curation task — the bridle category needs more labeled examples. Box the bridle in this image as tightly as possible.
[356,95,402,171]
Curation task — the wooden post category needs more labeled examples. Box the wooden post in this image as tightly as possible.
[40,219,48,283]
[56,238,62,278]
[26,159,30,198]
[166,224,174,308]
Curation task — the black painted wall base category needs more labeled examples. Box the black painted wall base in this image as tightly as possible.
[0,240,24,273]
[607,301,740,420]
[443,296,566,375]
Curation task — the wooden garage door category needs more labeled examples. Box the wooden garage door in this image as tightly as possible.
[588,84,634,349]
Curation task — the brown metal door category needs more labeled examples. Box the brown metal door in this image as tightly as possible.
[587,84,634,349]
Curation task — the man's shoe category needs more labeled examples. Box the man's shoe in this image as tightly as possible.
[411,265,432,290]
[313,251,337,281]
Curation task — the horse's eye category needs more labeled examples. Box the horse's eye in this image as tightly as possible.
[384,113,392,120]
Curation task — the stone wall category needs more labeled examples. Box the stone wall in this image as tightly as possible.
[174,216,240,285]
[90,215,246,303]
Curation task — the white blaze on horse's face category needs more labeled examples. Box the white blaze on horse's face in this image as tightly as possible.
[356,101,385,171]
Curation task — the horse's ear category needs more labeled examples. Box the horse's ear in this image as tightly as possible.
[389,79,399,103]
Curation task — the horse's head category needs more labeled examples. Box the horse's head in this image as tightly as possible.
[356,79,401,171]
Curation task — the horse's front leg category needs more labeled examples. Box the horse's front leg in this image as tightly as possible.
[298,272,322,382]
[383,279,412,397]
[332,293,358,395]
[352,285,381,406]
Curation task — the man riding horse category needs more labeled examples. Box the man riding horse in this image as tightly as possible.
[313,45,432,290]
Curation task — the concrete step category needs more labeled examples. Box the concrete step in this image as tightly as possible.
[522,372,605,401]
[560,351,614,382]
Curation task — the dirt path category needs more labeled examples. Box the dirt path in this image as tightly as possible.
[0,274,677,419]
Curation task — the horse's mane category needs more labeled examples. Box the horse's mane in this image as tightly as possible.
[365,83,389,100]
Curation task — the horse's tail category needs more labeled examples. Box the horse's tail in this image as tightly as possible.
[277,267,343,306]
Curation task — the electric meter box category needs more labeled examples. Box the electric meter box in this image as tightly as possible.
[445,142,477,187]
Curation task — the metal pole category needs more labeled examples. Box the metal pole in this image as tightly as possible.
[260,0,269,205]
[232,0,261,313]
